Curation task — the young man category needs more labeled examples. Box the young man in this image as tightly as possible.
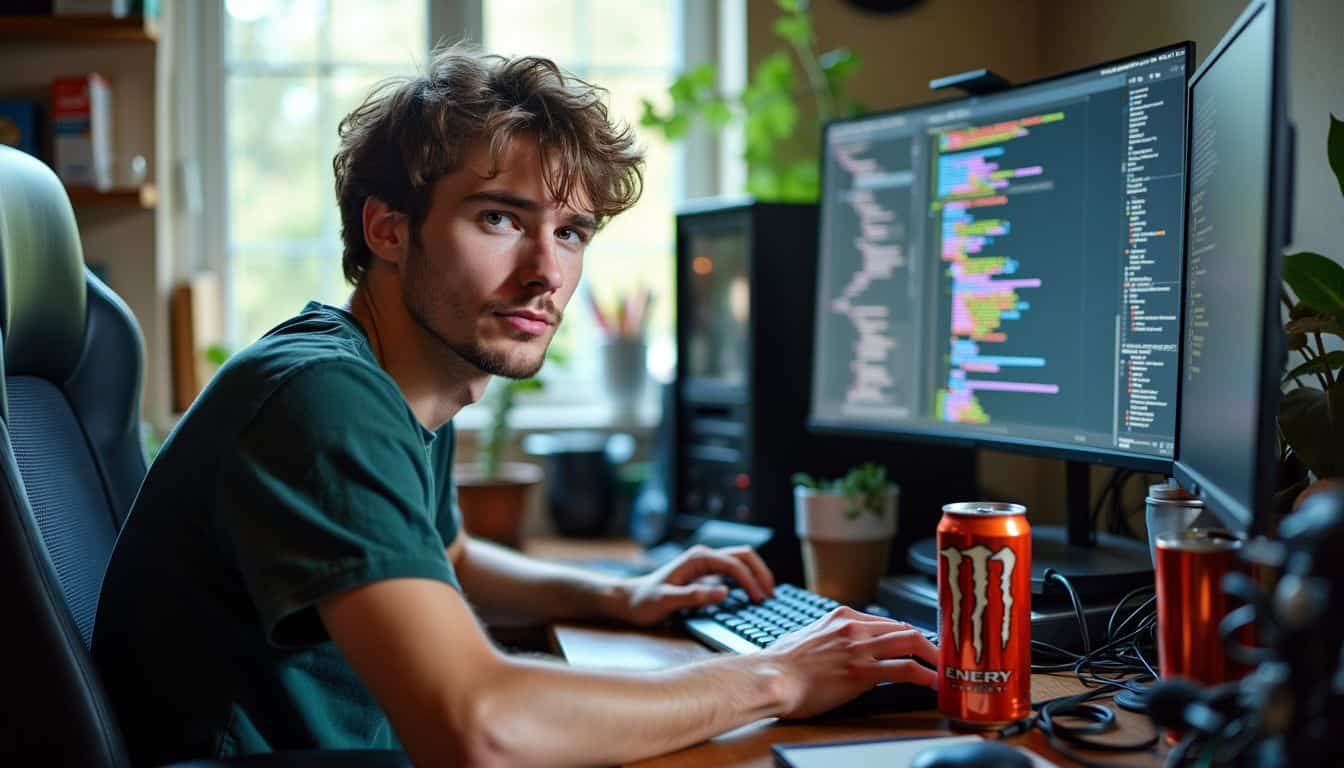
[93,46,936,767]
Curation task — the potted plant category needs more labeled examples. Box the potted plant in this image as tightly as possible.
[639,0,865,202]
[455,348,567,547]
[791,463,898,604]
[1277,115,1344,517]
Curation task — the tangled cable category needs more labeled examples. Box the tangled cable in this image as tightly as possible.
[995,571,1161,766]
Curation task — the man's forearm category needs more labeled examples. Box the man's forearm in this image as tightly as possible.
[473,652,790,766]
[453,536,626,625]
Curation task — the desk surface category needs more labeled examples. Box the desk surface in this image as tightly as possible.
[550,624,1164,768]
[527,538,1163,767]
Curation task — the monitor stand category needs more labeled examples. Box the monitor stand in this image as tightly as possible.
[907,460,1153,596]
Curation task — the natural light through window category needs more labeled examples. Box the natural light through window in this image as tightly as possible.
[223,0,680,422]
[224,0,427,346]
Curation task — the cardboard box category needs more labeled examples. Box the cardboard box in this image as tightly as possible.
[52,74,114,189]
[0,100,43,159]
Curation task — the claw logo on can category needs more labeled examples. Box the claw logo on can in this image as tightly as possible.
[937,502,1032,727]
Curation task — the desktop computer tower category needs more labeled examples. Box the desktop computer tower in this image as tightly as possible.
[674,200,817,582]
[674,199,977,586]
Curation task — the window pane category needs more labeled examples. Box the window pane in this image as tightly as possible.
[232,249,341,344]
[588,0,673,69]
[225,3,427,348]
[226,0,321,64]
[482,0,581,65]
[227,75,323,245]
[330,0,426,65]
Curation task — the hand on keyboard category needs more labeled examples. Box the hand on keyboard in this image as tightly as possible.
[612,544,777,627]
[762,602,938,719]
[683,584,938,654]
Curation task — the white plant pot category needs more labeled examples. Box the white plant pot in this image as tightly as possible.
[794,486,899,541]
[793,485,899,604]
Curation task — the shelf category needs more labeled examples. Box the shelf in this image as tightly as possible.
[0,14,157,44]
[66,183,156,209]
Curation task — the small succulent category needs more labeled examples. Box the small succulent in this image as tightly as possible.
[792,462,890,521]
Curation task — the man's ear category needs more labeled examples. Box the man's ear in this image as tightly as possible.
[362,197,411,268]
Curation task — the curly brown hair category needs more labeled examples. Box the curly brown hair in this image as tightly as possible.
[333,43,645,285]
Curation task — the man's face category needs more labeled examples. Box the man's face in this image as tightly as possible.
[401,137,595,379]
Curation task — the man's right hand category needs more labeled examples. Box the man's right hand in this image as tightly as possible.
[763,606,939,719]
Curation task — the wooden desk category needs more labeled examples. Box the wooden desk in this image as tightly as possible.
[551,623,1165,768]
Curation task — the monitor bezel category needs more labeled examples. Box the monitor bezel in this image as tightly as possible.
[807,41,1194,474]
[1172,0,1289,535]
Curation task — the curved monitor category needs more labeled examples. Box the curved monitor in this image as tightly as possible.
[1174,0,1291,534]
[809,44,1192,472]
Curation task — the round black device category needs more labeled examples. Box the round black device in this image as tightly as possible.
[910,740,1032,768]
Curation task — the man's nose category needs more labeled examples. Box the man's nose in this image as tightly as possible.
[521,233,563,293]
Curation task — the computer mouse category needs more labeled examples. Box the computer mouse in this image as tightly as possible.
[910,739,1033,768]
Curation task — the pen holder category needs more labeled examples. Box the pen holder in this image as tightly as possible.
[602,338,647,423]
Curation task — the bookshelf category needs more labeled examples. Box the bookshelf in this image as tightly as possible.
[65,183,157,208]
[0,12,168,425]
[0,14,156,44]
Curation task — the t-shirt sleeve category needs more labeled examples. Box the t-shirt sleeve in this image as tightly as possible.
[216,360,460,648]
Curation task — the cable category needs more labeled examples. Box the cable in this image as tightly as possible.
[1010,569,1161,761]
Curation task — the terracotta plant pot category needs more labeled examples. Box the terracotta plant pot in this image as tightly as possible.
[794,485,898,605]
[453,461,544,548]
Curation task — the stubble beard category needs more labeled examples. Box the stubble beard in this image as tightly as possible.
[403,243,554,380]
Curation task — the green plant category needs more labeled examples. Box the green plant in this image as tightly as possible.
[478,376,543,479]
[639,0,864,202]
[478,345,569,480]
[1277,115,1344,479]
[792,462,890,521]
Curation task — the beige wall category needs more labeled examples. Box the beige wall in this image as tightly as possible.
[748,0,1343,520]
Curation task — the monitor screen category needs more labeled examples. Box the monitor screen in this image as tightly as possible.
[684,226,751,387]
[810,45,1190,470]
[1175,0,1288,532]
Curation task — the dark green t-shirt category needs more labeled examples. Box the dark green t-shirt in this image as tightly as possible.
[93,302,461,764]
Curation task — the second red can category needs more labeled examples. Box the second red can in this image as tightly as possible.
[937,501,1033,728]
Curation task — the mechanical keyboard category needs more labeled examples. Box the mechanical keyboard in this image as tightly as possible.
[683,583,938,655]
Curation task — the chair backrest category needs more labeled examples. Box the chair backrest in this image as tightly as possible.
[0,144,143,766]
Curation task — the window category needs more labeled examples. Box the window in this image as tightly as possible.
[218,0,706,425]
[224,0,429,345]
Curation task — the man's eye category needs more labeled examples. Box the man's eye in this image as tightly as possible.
[483,211,512,228]
[558,227,588,244]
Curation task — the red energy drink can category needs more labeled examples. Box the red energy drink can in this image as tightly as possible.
[1155,529,1244,684]
[937,502,1032,727]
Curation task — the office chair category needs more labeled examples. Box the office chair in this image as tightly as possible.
[0,145,408,766]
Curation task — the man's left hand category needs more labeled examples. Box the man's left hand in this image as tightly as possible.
[609,544,776,627]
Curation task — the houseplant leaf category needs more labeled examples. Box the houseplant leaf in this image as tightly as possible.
[1284,316,1344,338]
[773,15,812,47]
[1279,384,1344,478]
[1283,251,1344,320]
[1283,351,1344,383]
[819,47,861,85]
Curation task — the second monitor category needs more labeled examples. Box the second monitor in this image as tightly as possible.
[811,43,1190,472]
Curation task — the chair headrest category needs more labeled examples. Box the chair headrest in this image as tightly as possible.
[0,146,87,384]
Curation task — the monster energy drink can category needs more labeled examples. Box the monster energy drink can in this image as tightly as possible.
[937,502,1032,728]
